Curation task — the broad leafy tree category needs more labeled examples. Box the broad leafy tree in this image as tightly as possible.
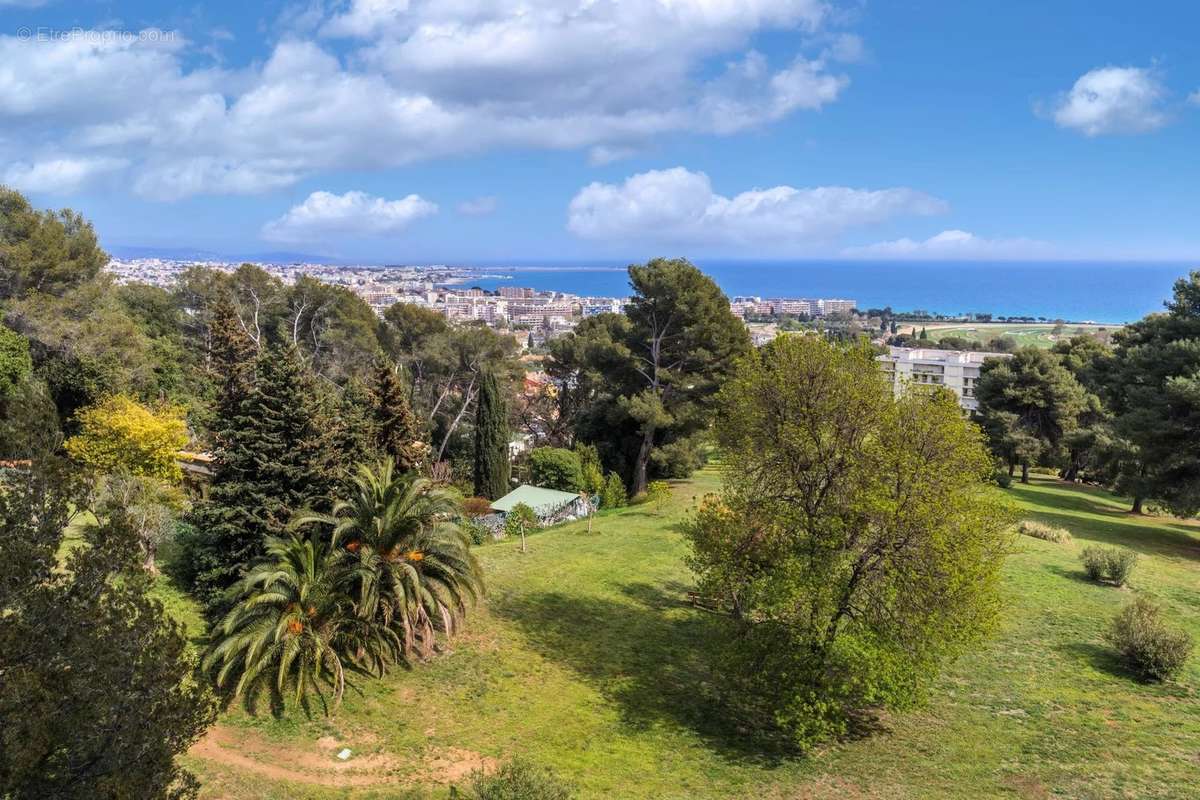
[64,394,189,482]
[685,335,1014,748]
[0,325,31,399]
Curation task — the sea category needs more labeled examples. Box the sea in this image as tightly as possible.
[464,260,1197,324]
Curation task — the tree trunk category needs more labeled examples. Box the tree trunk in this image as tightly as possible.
[632,425,655,496]
[1130,495,1143,514]
[1008,462,1015,478]
[1020,462,1030,484]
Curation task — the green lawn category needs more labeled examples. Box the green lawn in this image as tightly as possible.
[182,470,1200,799]
[918,323,1119,349]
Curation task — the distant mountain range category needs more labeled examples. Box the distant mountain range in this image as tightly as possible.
[106,244,346,264]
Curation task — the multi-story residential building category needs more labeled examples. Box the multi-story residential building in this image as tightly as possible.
[509,302,576,319]
[816,298,857,316]
[499,286,535,299]
[877,346,1011,412]
[772,299,813,316]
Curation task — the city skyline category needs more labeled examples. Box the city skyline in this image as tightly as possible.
[2,1,1199,262]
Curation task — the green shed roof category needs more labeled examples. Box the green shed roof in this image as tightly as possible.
[491,484,582,515]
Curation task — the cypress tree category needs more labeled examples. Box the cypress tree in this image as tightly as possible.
[372,359,427,473]
[473,369,510,499]
[189,343,340,617]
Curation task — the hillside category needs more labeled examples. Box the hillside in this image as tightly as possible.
[182,469,1200,799]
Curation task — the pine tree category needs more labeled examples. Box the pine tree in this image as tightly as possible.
[473,369,510,499]
[372,359,427,473]
[189,344,341,617]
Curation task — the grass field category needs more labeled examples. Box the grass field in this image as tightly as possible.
[907,322,1120,350]
[179,470,1200,799]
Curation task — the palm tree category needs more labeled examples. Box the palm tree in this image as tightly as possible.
[294,460,484,661]
[202,535,398,709]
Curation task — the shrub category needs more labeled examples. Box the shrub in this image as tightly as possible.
[1080,546,1108,581]
[529,447,583,492]
[1018,520,1071,544]
[1080,545,1138,585]
[600,471,627,509]
[1106,598,1193,682]
[452,758,574,800]
[463,518,490,546]
[993,469,1013,489]
[462,496,493,518]
[645,480,671,514]
[573,443,605,495]
[1105,549,1138,587]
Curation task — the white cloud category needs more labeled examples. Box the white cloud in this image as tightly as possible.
[3,156,127,193]
[0,1,859,198]
[567,167,947,249]
[587,145,639,166]
[261,190,437,242]
[457,195,497,216]
[843,229,1055,260]
[1051,66,1168,136]
[823,33,865,64]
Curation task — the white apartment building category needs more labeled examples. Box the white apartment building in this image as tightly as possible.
[877,346,1011,412]
[817,298,856,316]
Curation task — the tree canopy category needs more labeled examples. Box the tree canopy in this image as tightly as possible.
[685,334,1014,747]
[975,347,1089,483]
[549,258,750,493]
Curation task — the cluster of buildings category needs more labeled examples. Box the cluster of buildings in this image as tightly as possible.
[108,258,863,348]
[729,296,857,319]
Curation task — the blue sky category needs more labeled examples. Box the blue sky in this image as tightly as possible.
[1,0,1198,263]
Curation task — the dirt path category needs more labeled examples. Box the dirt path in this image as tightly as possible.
[191,725,497,789]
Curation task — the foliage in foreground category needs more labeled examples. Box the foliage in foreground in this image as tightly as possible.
[64,393,189,482]
[204,461,483,709]
[1107,598,1194,682]
[0,462,213,799]
[451,759,575,800]
[685,335,1015,749]
[1080,545,1138,586]
[1017,519,1072,544]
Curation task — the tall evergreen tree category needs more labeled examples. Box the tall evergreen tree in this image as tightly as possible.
[189,343,341,616]
[371,359,427,473]
[473,369,510,498]
[335,376,381,466]
[1102,271,1200,514]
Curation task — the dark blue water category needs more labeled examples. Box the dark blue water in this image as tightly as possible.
[466,260,1196,323]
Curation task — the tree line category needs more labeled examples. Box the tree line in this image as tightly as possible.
[973,273,1200,516]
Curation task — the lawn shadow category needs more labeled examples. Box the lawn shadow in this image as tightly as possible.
[1043,563,1097,585]
[1056,641,1135,682]
[1026,508,1200,563]
[491,579,802,766]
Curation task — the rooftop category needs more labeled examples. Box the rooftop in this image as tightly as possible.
[883,346,1010,365]
[491,484,583,514]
